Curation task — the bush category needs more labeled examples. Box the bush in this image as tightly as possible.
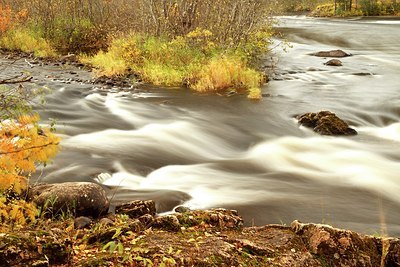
[0,84,60,228]
[0,114,60,228]
[0,27,56,57]
[49,18,108,54]
[359,0,400,16]
[310,4,336,17]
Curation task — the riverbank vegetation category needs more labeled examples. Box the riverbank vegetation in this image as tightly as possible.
[0,81,60,230]
[310,0,400,16]
[276,0,400,16]
[0,1,276,99]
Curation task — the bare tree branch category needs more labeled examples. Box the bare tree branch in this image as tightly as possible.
[0,142,60,155]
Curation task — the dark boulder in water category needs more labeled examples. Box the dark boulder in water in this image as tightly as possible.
[296,111,357,136]
[313,49,351,58]
[324,59,343,66]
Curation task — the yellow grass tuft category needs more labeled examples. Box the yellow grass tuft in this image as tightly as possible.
[191,56,263,94]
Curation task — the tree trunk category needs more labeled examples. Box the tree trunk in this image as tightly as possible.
[334,0,337,14]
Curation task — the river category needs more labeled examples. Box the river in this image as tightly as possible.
[2,16,399,236]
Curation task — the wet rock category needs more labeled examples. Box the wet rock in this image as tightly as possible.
[174,206,191,213]
[352,72,373,76]
[324,59,342,66]
[28,182,109,217]
[313,49,351,58]
[296,111,357,136]
[115,200,156,219]
[291,220,383,267]
[74,216,93,229]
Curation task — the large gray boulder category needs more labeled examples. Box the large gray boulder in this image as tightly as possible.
[29,182,109,217]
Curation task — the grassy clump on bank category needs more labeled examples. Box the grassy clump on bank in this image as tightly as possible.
[82,30,266,99]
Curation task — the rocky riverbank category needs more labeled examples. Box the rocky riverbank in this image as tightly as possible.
[1,207,399,266]
[1,182,399,267]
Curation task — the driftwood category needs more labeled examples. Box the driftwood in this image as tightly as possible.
[0,74,32,84]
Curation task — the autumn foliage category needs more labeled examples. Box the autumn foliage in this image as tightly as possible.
[0,4,27,34]
[0,114,60,227]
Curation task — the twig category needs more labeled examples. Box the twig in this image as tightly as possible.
[24,59,34,68]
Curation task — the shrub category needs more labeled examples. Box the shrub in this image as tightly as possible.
[0,114,60,228]
[310,4,336,17]
[0,27,56,57]
[49,18,108,54]
[0,84,60,228]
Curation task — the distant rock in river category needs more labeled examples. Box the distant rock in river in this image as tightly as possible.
[324,59,343,66]
[313,49,351,58]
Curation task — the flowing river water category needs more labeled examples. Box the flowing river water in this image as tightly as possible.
[2,16,399,236]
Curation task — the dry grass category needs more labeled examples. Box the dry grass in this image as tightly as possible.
[191,56,263,94]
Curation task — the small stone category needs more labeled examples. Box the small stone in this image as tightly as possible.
[99,218,114,226]
[154,215,181,231]
[74,216,93,229]
[174,206,191,213]
[138,214,154,227]
[334,253,340,259]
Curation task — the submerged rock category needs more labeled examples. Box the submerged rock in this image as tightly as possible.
[324,59,343,66]
[313,49,351,58]
[28,182,109,217]
[297,111,357,136]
